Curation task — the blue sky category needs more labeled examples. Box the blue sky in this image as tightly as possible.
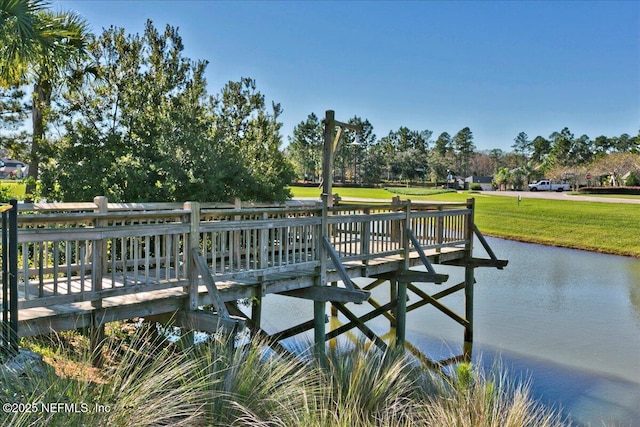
[54,0,639,151]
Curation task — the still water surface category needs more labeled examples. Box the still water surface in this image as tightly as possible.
[259,238,640,426]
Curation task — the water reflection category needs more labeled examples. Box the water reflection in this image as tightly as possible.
[260,238,640,426]
[629,262,640,326]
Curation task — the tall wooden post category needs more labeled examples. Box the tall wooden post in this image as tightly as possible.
[317,110,359,355]
[314,193,330,356]
[182,201,201,347]
[185,201,201,311]
[463,198,475,361]
[90,196,108,366]
[252,211,268,334]
[396,200,411,347]
[322,110,336,207]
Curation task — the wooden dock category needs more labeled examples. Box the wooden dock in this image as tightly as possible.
[2,196,506,363]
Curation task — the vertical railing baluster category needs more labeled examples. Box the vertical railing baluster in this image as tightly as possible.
[53,244,59,295]
[1,207,7,354]
[22,242,29,300]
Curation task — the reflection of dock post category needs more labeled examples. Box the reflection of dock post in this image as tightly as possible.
[389,279,398,328]
[330,282,338,317]
[396,280,407,346]
[463,198,475,361]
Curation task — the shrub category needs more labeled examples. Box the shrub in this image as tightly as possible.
[0,185,13,202]
[625,171,640,187]
[577,186,640,195]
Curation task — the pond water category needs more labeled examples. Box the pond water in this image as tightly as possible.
[259,237,640,426]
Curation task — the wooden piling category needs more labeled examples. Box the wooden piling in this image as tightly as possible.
[463,198,475,361]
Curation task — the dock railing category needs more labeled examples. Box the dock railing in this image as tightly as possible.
[5,197,473,321]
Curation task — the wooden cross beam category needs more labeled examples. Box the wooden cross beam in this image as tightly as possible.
[407,283,469,327]
[280,286,370,303]
[326,300,397,341]
[330,302,389,351]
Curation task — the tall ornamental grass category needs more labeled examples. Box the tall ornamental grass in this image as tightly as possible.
[1,325,571,426]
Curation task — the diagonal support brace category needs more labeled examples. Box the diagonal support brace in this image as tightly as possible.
[323,236,356,290]
[406,228,448,284]
[192,249,230,318]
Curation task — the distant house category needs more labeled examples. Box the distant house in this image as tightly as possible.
[465,176,493,191]
[0,159,28,179]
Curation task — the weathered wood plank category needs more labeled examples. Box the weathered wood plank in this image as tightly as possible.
[280,286,370,303]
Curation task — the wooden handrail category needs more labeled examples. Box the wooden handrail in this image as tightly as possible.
[9,197,473,311]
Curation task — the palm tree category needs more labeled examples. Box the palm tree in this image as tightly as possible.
[1,0,89,197]
[1,0,50,84]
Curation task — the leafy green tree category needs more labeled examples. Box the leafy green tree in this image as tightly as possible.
[488,148,504,173]
[434,132,452,157]
[0,87,30,158]
[547,127,575,167]
[343,116,376,184]
[288,113,323,181]
[330,116,376,183]
[572,134,593,165]
[360,143,385,184]
[493,167,511,191]
[212,77,295,201]
[613,133,633,152]
[390,149,427,181]
[593,135,613,156]
[429,132,454,182]
[511,132,531,167]
[43,22,208,201]
[625,171,639,186]
[379,127,431,182]
[453,127,475,177]
[43,21,293,202]
[530,135,550,165]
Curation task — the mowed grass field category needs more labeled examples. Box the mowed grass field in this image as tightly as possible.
[289,185,640,258]
[0,180,26,200]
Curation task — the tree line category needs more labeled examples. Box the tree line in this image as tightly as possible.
[1,1,294,202]
[287,113,640,188]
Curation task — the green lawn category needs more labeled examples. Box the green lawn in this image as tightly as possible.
[290,185,458,200]
[0,180,26,200]
[289,185,640,257]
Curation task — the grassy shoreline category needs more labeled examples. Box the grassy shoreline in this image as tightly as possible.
[3,326,570,427]
[289,186,640,258]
